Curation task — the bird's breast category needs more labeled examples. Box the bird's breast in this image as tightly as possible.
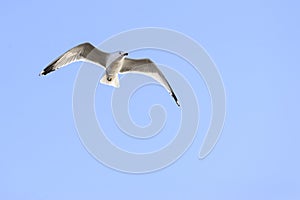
[106,60,122,75]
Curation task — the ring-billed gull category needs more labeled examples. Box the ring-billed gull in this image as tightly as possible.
[39,42,180,106]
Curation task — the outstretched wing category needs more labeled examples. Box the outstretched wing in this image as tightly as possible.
[120,58,180,107]
[39,42,109,76]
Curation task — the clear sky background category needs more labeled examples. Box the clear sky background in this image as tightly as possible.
[1,0,299,199]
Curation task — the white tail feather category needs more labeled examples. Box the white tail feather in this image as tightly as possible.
[100,74,120,88]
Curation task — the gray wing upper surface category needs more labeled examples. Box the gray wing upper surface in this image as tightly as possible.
[120,58,180,106]
[39,42,109,76]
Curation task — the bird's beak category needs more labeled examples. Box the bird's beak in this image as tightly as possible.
[123,52,128,56]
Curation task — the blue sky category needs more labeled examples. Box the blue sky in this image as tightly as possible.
[1,0,300,199]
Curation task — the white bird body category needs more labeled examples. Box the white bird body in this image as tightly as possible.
[100,55,125,88]
[39,42,180,106]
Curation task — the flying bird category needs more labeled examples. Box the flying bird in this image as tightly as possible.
[39,42,180,106]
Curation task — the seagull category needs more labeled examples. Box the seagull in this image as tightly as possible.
[39,42,180,106]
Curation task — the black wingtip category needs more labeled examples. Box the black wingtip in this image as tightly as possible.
[171,92,180,107]
[39,70,50,76]
[39,65,56,76]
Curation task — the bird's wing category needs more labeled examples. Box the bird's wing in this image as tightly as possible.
[120,58,180,106]
[39,42,109,76]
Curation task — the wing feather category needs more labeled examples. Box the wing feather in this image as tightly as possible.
[120,58,180,106]
[39,42,108,76]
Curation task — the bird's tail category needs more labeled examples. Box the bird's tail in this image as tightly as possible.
[100,74,120,88]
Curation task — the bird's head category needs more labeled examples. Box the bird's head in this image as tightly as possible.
[107,51,129,65]
[118,51,128,57]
